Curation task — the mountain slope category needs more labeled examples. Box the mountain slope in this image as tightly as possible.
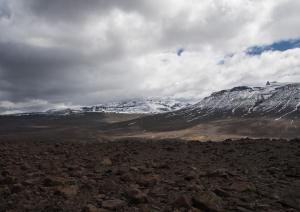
[80,98,193,114]
[177,82,300,122]
[10,98,193,116]
[114,82,300,131]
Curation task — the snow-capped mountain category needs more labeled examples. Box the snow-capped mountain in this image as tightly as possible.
[168,82,300,122]
[80,98,193,114]
[33,98,193,116]
[121,82,300,132]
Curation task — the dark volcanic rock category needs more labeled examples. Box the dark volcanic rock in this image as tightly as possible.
[101,199,127,210]
[229,181,256,192]
[0,138,299,211]
[124,186,148,204]
[192,191,223,212]
[172,194,192,209]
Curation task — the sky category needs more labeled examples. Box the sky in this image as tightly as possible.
[0,0,300,114]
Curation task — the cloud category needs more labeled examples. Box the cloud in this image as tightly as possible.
[0,0,11,20]
[0,99,75,115]
[0,0,299,113]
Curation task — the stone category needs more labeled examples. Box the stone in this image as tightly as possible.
[10,183,23,193]
[102,199,127,210]
[137,175,159,187]
[184,171,198,181]
[214,188,231,197]
[192,191,223,212]
[101,158,112,166]
[55,185,79,198]
[208,168,230,177]
[43,177,65,187]
[125,186,147,204]
[229,181,256,192]
[22,179,36,186]
[0,176,16,185]
[20,163,30,170]
[198,171,209,177]
[82,204,101,212]
[130,167,139,172]
[172,195,191,209]
[279,194,300,210]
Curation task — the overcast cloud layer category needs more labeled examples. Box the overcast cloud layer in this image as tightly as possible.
[0,0,300,113]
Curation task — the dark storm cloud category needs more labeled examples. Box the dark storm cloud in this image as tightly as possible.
[0,39,140,105]
[25,0,152,23]
[0,0,11,19]
[0,41,85,101]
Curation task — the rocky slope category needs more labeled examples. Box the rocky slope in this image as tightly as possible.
[180,82,300,121]
[0,138,299,211]
[121,82,300,131]
[166,82,299,123]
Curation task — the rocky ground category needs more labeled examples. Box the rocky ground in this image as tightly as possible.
[0,138,299,211]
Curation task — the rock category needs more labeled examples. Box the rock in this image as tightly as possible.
[55,185,79,198]
[43,177,65,187]
[214,188,231,197]
[157,163,170,169]
[192,191,223,212]
[82,204,101,212]
[101,158,112,166]
[130,166,139,172]
[137,175,159,187]
[234,206,253,212]
[267,167,280,175]
[184,171,198,181]
[125,186,147,204]
[1,170,10,177]
[208,168,231,177]
[102,199,127,210]
[256,203,271,210]
[10,183,23,193]
[22,179,36,186]
[198,171,208,177]
[229,181,256,192]
[279,194,300,210]
[285,167,300,177]
[94,194,106,200]
[20,163,30,170]
[187,183,204,192]
[0,176,16,185]
[172,195,191,209]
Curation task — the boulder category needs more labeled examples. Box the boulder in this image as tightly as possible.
[125,186,147,204]
[102,199,127,210]
[101,158,112,166]
[55,185,79,198]
[172,195,191,209]
[192,191,223,212]
[229,181,256,192]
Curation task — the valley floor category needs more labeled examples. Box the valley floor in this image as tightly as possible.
[0,138,299,211]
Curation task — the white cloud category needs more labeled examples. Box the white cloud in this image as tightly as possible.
[0,0,299,113]
[0,99,77,114]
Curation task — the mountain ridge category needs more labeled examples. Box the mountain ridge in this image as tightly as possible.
[5,98,194,116]
[108,82,300,132]
[4,82,300,121]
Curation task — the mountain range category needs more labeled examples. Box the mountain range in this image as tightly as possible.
[107,82,300,132]
[172,81,300,121]
[14,98,193,116]
[6,82,300,122]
